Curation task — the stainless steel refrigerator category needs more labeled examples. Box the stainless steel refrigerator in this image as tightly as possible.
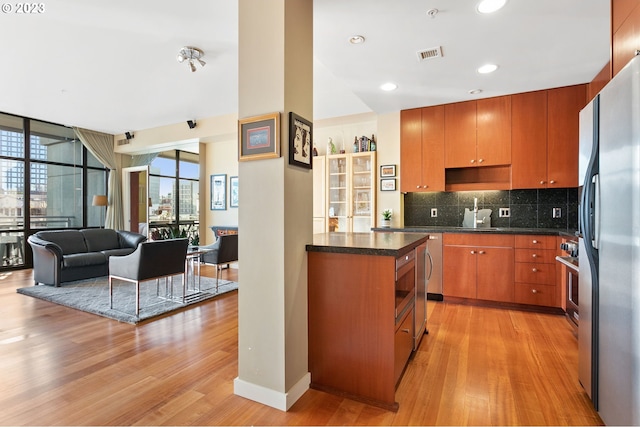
[579,54,640,426]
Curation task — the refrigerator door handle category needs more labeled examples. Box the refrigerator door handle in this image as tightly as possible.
[593,173,600,249]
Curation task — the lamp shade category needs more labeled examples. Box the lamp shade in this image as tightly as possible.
[92,195,108,207]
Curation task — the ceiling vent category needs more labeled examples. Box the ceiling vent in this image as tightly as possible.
[416,46,443,62]
[117,138,130,146]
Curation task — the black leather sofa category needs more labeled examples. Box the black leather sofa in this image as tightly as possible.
[27,229,146,286]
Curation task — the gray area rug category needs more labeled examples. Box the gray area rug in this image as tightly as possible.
[17,276,238,324]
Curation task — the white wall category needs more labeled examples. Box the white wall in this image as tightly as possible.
[202,136,238,245]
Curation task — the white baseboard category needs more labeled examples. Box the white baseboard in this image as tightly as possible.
[233,372,310,411]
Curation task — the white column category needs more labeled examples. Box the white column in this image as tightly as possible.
[234,0,313,411]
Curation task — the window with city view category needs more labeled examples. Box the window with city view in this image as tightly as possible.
[0,113,107,269]
[148,150,199,244]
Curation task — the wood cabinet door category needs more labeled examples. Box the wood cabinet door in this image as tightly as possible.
[444,101,477,168]
[511,91,548,189]
[476,246,514,303]
[477,96,511,166]
[400,109,423,192]
[547,85,586,188]
[443,245,477,298]
[421,105,445,191]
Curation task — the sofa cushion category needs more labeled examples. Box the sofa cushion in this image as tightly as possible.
[101,248,137,258]
[80,229,120,252]
[35,230,88,255]
[63,252,106,268]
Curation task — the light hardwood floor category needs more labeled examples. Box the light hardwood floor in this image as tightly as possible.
[0,267,603,426]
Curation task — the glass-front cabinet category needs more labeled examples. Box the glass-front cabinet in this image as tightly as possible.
[327,152,376,232]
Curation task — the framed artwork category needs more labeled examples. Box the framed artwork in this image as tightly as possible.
[229,176,239,208]
[211,174,227,210]
[380,164,396,177]
[289,112,312,169]
[380,178,397,191]
[238,112,280,161]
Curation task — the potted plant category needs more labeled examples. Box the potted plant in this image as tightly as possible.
[381,209,392,228]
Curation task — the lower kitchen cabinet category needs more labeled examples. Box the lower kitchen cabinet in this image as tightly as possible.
[514,235,560,307]
[443,234,514,302]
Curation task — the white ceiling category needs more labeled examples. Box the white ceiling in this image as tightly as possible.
[0,0,610,135]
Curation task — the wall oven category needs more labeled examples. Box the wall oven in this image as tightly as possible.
[556,240,579,328]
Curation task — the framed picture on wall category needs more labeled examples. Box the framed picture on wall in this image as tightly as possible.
[229,176,238,208]
[288,112,313,169]
[211,174,227,210]
[238,112,280,161]
[380,164,396,177]
[380,178,396,191]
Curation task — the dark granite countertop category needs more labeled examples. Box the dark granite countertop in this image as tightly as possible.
[306,232,429,257]
[371,226,578,238]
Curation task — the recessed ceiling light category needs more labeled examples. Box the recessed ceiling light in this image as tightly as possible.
[349,35,365,44]
[477,63,498,74]
[477,0,507,14]
[469,89,483,95]
[380,82,398,91]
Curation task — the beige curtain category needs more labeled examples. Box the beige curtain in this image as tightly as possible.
[73,127,124,230]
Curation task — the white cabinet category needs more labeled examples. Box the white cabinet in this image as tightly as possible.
[327,152,376,232]
[312,156,326,233]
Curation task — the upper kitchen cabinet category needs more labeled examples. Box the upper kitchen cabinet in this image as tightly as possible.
[511,90,548,189]
[444,96,511,168]
[444,101,477,168]
[512,85,586,189]
[612,0,640,76]
[547,85,586,188]
[400,106,444,192]
[476,96,511,166]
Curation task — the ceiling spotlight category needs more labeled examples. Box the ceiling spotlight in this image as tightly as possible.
[125,131,134,140]
[426,8,439,18]
[176,46,206,72]
[477,0,507,14]
[477,63,498,74]
[380,82,398,91]
[187,120,196,129]
[349,35,365,44]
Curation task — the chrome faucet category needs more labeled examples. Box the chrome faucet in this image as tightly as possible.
[473,197,486,228]
[473,197,479,228]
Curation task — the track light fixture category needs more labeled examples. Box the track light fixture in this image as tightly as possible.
[187,120,196,129]
[125,131,134,140]
[176,46,206,72]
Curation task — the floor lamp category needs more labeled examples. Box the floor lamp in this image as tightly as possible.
[92,195,107,228]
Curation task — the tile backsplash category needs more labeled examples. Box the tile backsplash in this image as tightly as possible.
[404,188,578,230]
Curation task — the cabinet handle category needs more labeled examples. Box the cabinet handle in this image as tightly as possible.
[416,185,421,189]
[478,158,484,163]
[532,240,538,244]
[423,185,428,189]
[532,289,538,294]
[401,328,410,334]
[478,250,485,254]
[550,180,555,184]
[540,180,545,185]
[532,253,537,258]
[470,250,476,254]
[470,159,475,164]
[532,268,538,272]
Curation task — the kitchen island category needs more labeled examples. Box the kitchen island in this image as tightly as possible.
[306,232,429,411]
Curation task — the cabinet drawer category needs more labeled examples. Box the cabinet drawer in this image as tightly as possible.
[514,235,555,249]
[394,307,414,385]
[515,263,555,285]
[515,248,556,264]
[514,283,556,307]
[444,233,514,247]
